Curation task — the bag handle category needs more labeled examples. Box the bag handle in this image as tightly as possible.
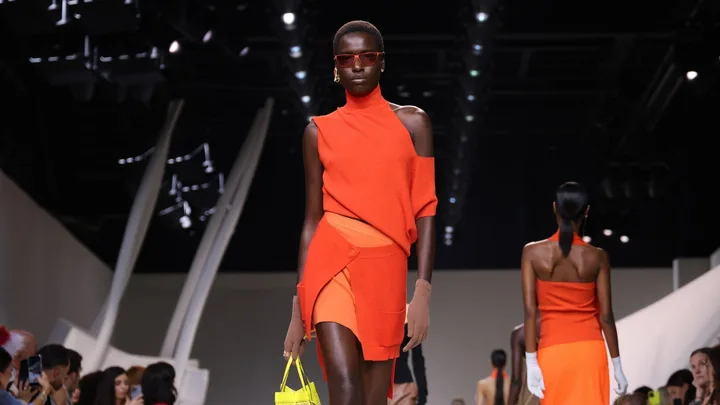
[279,357,312,392]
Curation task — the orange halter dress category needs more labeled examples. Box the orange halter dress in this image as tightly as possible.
[297,85,437,399]
[536,232,609,405]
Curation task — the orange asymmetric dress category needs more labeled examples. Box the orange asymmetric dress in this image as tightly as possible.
[536,232,610,405]
[297,85,437,399]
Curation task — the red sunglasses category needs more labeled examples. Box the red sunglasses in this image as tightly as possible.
[334,52,384,68]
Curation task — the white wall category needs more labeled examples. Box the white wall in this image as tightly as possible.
[0,171,112,341]
[115,268,676,405]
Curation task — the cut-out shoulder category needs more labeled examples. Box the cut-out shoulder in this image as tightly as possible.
[387,103,433,158]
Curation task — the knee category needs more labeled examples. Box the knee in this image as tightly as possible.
[330,370,363,402]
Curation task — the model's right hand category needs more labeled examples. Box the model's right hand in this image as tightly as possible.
[283,295,307,361]
[525,352,545,399]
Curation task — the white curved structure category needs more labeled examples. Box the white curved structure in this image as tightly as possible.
[607,252,720,404]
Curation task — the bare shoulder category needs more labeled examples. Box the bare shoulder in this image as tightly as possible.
[390,103,431,130]
[593,246,609,264]
[303,121,318,141]
[523,239,550,255]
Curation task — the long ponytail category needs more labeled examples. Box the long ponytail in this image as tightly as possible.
[559,216,574,257]
[555,182,589,257]
[494,368,504,405]
[490,349,507,405]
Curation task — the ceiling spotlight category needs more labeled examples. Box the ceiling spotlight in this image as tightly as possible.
[467,94,475,101]
[469,69,479,77]
[282,12,295,25]
[620,235,629,243]
[582,236,592,243]
[465,115,474,122]
[444,239,452,246]
[239,46,250,57]
[445,226,454,233]
[603,229,613,236]
[295,70,307,80]
[686,71,698,80]
[301,95,311,104]
[289,45,302,59]
[202,30,213,43]
[476,12,489,22]
[169,40,180,53]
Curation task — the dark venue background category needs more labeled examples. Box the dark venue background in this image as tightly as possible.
[0,0,718,273]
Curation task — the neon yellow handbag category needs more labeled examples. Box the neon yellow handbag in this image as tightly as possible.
[275,357,321,405]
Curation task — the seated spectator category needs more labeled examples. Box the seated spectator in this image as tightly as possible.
[690,348,714,405]
[126,367,144,387]
[141,363,176,405]
[634,386,652,401]
[65,349,82,404]
[93,366,142,405]
[0,347,52,405]
[33,344,70,405]
[75,371,103,405]
[614,393,646,405]
[667,368,695,405]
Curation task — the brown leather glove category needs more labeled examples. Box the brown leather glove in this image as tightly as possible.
[403,279,431,352]
[283,295,307,361]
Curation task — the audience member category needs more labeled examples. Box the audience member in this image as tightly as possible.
[65,349,82,404]
[140,362,176,405]
[75,371,103,405]
[93,366,142,405]
[667,368,695,404]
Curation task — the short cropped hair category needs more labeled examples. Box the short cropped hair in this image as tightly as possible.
[333,20,384,54]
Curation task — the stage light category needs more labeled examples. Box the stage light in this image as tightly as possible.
[282,13,295,25]
[686,71,698,80]
[476,12,489,22]
[620,235,629,243]
[169,41,180,53]
[603,229,613,236]
[289,45,302,59]
[295,70,307,80]
[583,236,592,243]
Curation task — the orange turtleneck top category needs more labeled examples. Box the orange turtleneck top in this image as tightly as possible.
[311,85,438,256]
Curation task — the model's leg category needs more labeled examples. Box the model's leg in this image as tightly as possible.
[316,322,364,405]
[360,358,394,405]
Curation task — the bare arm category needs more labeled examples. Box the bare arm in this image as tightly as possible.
[596,249,620,358]
[507,325,525,405]
[407,109,435,283]
[297,122,324,283]
[521,245,539,353]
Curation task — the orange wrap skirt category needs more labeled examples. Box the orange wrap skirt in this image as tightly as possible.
[537,340,609,405]
[297,213,408,399]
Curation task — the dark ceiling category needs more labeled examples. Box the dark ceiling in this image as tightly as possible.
[0,0,719,272]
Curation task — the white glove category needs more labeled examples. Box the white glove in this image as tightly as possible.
[612,356,628,395]
[525,352,545,399]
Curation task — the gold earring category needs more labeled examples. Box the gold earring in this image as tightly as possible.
[333,69,340,83]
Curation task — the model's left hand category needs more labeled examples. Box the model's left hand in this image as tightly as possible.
[611,357,628,395]
[403,280,431,352]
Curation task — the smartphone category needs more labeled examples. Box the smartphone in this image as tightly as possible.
[129,385,142,400]
[19,355,42,388]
